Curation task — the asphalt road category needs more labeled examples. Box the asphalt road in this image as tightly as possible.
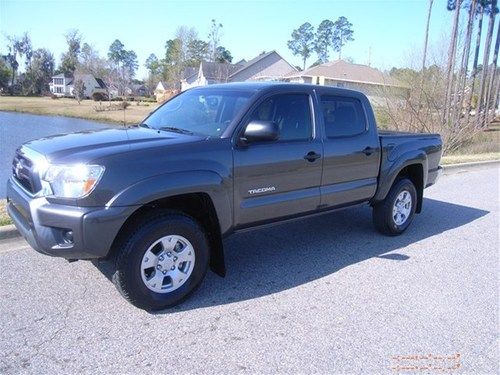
[0,111,108,198]
[0,164,498,374]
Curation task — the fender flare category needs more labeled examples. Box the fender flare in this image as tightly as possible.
[373,150,428,210]
[107,170,232,235]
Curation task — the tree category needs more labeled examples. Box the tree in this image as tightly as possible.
[122,50,138,78]
[287,22,315,70]
[419,0,434,109]
[485,16,500,120]
[73,78,85,103]
[0,58,12,90]
[108,39,125,65]
[59,29,81,75]
[451,0,476,127]
[314,19,334,63]
[465,0,486,122]
[162,38,183,87]
[107,39,138,94]
[443,0,462,124]
[208,19,223,62]
[476,0,498,127]
[215,46,233,63]
[145,53,161,76]
[186,39,209,65]
[332,16,354,59]
[23,48,55,94]
[5,32,32,87]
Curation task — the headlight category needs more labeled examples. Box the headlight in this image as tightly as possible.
[42,164,105,198]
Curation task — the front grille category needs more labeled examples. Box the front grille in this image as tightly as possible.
[12,149,41,194]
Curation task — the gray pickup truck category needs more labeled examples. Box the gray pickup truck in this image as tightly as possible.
[7,83,442,310]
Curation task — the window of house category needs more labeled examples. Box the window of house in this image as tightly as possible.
[248,94,312,141]
[54,78,63,85]
[320,95,367,138]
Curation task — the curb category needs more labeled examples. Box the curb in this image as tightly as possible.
[443,159,500,172]
[0,224,21,241]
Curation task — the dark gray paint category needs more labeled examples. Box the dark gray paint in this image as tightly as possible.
[6,83,442,265]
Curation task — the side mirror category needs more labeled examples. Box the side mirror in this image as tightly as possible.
[241,120,279,144]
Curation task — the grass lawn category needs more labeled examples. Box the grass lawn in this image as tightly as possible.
[0,96,159,125]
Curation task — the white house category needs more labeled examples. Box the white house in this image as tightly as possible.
[49,73,107,98]
[178,51,296,92]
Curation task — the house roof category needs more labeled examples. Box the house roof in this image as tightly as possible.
[286,60,403,87]
[95,78,106,89]
[52,73,72,79]
[183,61,241,81]
[229,50,297,78]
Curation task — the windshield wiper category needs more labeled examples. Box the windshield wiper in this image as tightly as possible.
[158,126,194,135]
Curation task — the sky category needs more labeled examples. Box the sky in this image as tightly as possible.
[0,0,490,79]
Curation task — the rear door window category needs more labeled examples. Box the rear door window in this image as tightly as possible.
[320,96,367,138]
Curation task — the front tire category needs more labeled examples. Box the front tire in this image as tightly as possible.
[112,212,209,311]
[373,178,417,236]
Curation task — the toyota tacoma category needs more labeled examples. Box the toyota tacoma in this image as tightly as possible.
[7,83,442,310]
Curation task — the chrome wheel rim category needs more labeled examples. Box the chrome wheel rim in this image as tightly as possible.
[392,190,412,226]
[140,235,195,294]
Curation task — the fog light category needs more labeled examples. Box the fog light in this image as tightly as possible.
[62,230,74,244]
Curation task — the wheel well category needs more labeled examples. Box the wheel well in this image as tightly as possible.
[396,164,424,213]
[109,193,225,276]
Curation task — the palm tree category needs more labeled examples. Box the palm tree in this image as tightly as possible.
[443,0,462,125]
[451,0,477,128]
[476,0,498,127]
[465,0,487,124]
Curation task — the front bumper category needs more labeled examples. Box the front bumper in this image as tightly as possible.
[6,178,134,259]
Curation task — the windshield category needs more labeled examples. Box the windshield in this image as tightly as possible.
[142,89,254,137]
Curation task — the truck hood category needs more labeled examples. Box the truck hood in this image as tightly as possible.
[23,127,205,163]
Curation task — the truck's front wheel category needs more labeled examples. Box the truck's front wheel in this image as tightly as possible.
[372,178,417,236]
[112,213,209,311]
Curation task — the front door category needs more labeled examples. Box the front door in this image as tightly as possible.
[233,92,323,228]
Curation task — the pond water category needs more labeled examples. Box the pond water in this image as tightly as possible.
[0,111,110,198]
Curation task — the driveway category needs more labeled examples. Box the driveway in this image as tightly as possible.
[0,164,498,374]
[0,112,108,198]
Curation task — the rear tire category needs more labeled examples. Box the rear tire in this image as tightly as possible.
[112,212,209,311]
[373,178,417,236]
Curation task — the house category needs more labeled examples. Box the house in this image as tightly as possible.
[180,61,242,91]
[284,60,408,103]
[49,73,107,98]
[49,73,72,96]
[229,50,297,82]
[154,81,178,102]
[178,51,297,92]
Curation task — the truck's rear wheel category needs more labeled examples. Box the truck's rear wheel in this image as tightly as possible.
[112,213,209,311]
[373,178,417,236]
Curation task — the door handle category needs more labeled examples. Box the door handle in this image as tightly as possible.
[362,147,375,156]
[304,151,321,162]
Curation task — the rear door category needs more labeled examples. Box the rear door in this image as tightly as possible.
[315,90,381,207]
[232,90,323,228]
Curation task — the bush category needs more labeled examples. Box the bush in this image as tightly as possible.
[92,92,108,101]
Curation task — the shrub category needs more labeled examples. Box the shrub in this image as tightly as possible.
[92,92,108,101]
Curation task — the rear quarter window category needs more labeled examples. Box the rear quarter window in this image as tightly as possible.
[320,95,367,138]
